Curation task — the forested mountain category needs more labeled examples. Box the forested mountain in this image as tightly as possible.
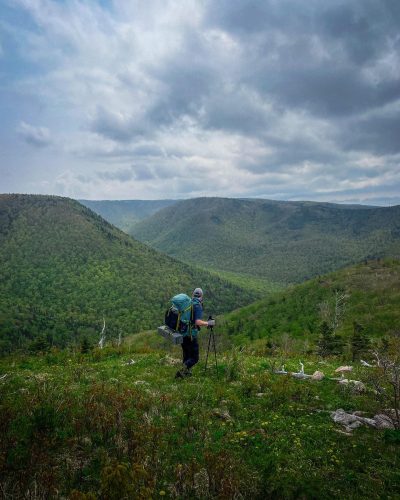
[220,258,400,345]
[0,194,257,352]
[131,197,400,284]
[79,199,177,233]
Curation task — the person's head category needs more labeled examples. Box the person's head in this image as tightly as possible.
[192,287,203,302]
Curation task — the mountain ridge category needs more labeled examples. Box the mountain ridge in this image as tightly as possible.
[130,197,400,284]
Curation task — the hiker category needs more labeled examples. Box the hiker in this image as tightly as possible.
[175,287,215,378]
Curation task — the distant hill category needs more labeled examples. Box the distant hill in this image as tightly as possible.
[219,258,400,345]
[0,195,258,352]
[131,197,400,285]
[79,199,177,233]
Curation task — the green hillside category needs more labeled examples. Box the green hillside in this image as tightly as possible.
[0,195,258,352]
[79,199,177,233]
[131,197,400,285]
[219,258,400,346]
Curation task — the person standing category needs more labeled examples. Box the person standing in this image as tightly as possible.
[175,287,215,378]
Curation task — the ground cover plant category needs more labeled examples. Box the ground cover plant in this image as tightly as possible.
[1,342,399,499]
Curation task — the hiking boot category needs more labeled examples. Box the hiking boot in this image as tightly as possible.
[175,366,192,379]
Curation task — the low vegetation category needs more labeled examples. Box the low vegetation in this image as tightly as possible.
[0,339,399,499]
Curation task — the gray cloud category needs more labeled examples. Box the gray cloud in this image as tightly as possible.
[241,139,341,174]
[17,121,52,147]
[340,110,400,155]
[205,0,400,119]
[88,0,400,167]
[200,87,271,135]
[3,0,400,203]
[91,107,148,142]
[132,144,164,157]
[262,66,400,118]
[133,165,156,181]
[96,165,156,182]
[97,168,135,182]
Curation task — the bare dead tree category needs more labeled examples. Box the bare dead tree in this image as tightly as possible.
[332,289,348,334]
[370,349,400,429]
[98,317,106,349]
[318,289,349,334]
[117,330,122,347]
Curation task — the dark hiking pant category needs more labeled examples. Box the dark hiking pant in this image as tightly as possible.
[182,336,199,369]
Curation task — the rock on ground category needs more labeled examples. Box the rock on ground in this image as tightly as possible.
[212,408,233,422]
[312,370,325,380]
[335,365,353,374]
[338,379,366,393]
[331,408,395,432]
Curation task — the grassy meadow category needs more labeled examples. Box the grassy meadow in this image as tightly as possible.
[1,341,399,499]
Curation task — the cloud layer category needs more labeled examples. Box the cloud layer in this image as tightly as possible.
[0,0,399,203]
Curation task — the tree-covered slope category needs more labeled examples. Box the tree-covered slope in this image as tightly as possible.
[131,197,400,284]
[79,199,177,233]
[219,258,400,345]
[0,194,257,352]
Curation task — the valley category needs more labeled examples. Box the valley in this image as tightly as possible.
[130,197,400,285]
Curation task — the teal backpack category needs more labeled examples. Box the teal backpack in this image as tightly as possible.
[165,293,198,336]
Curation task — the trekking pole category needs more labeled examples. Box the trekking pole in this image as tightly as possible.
[211,329,219,378]
[204,329,212,373]
[204,316,218,377]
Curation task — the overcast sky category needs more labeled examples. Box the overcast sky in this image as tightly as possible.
[1,0,399,204]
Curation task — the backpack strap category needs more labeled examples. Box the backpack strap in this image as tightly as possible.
[178,302,194,337]
[189,303,194,340]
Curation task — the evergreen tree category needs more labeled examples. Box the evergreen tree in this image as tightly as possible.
[317,321,343,357]
[317,321,333,357]
[80,337,91,354]
[30,334,50,353]
[351,321,370,361]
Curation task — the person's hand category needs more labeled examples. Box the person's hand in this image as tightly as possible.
[207,319,216,327]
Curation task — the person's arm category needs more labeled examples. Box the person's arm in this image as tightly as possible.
[201,318,216,327]
[195,313,215,328]
[195,318,209,327]
[193,303,215,327]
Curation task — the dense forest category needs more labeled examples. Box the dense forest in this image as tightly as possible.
[131,197,400,284]
[0,195,258,353]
